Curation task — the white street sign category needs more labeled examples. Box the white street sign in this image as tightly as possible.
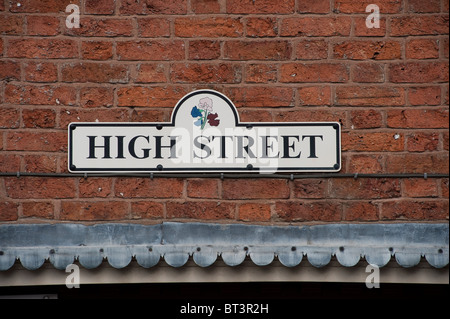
[68,90,341,173]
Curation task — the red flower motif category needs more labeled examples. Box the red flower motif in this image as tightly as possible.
[207,113,220,127]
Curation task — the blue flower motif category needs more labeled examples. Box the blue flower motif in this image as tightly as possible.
[194,118,203,127]
[191,106,202,118]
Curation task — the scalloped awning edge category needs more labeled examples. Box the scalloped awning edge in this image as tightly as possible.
[0,222,448,271]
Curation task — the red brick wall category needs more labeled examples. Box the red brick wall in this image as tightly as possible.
[0,0,448,223]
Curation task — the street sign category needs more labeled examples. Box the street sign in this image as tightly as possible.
[68,90,341,173]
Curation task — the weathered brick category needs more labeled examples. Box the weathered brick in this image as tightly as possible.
[170,63,241,84]
[0,14,23,34]
[80,87,114,108]
[187,179,219,199]
[273,109,346,125]
[381,200,448,220]
[85,0,115,14]
[442,37,449,58]
[350,109,383,129]
[238,203,271,221]
[117,41,185,61]
[0,107,20,129]
[130,109,169,122]
[130,201,164,219]
[0,154,21,172]
[390,16,449,36]
[191,0,221,13]
[175,17,243,38]
[61,62,130,83]
[9,0,79,13]
[348,154,384,173]
[335,86,405,106]
[0,201,19,221]
[7,39,77,59]
[298,86,331,106]
[406,39,439,59]
[387,109,449,128]
[138,18,170,38]
[167,201,235,220]
[238,109,273,122]
[408,87,441,105]
[244,64,277,83]
[281,17,351,37]
[227,0,294,14]
[224,40,292,60]
[407,0,441,12]
[0,60,20,81]
[5,84,76,105]
[65,17,133,37]
[81,41,113,60]
[22,201,54,219]
[389,62,449,83]
[6,131,67,152]
[342,132,404,152]
[352,63,385,83]
[119,0,187,14]
[115,178,184,198]
[406,132,439,152]
[5,177,76,199]
[24,154,57,172]
[293,179,327,199]
[280,63,349,83]
[246,17,278,37]
[24,62,58,82]
[298,0,330,13]
[333,41,401,60]
[335,0,402,13]
[403,179,439,198]
[60,108,129,128]
[117,86,188,107]
[329,178,401,199]
[386,153,449,173]
[61,201,129,221]
[274,201,342,222]
[344,202,378,221]
[22,109,56,128]
[79,178,112,198]
[223,179,289,199]
[224,87,294,107]
[296,40,328,60]
[26,16,60,36]
[135,63,167,83]
[443,131,449,151]
[188,40,221,60]
[442,179,449,198]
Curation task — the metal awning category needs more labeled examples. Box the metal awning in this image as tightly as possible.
[0,222,448,271]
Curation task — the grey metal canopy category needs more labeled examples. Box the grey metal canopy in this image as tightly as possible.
[0,222,448,271]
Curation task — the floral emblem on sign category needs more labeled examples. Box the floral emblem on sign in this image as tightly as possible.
[190,97,220,129]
